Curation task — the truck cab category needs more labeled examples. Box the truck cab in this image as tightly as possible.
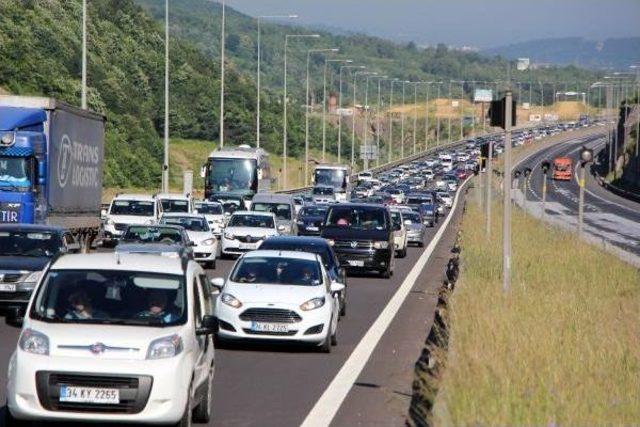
[552,157,573,181]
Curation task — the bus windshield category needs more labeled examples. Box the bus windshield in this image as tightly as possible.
[314,169,347,190]
[207,158,258,194]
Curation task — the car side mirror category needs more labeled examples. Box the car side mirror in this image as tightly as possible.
[330,282,345,293]
[196,315,219,335]
[6,306,25,328]
[210,277,225,293]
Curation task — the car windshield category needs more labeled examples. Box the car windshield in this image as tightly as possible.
[313,187,334,195]
[230,257,322,286]
[161,216,209,232]
[110,200,155,216]
[408,197,432,205]
[390,211,402,229]
[123,226,183,244]
[195,204,223,215]
[213,198,242,214]
[326,206,387,230]
[0,231,61,257]
[161,199,190,213]
[260,242,332,267]
[403,212,421,223]
[252,202,292,220]
[228,215,274,228]
[300,206,328,217]
[30,270,187,326]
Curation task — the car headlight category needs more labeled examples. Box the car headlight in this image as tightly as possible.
[146,334,183,360]
[19,329,49,356]
[224,232,236,240]
[326,239,335,246]
[300,297,325,311]
[221,293,242,309]
[22,270,42,284]
[296,220,304,225]
[145,219,156,225]
[201,238,216,246]
[106,218,115,226]
[373,241,389,249]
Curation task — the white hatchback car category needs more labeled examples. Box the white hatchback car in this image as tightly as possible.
[194,201,226,237]
[5,253,218,425]
[214,250,343,352]
[221,211,279,257]
[160,213,220,269]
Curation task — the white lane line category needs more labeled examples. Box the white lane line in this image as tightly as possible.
[300,176,471,427]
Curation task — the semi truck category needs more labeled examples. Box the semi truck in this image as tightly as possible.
[0,96,105,250]
[552,157,573,181]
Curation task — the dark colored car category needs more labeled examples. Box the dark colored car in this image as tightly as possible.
[320,203,395,278]
[116,224,194,259]
[419,203,438,227]
[0,224,79,311]
[260,236,348,316]
[297,205,328,236]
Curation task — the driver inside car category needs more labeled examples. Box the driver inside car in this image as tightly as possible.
[136,290,179,323]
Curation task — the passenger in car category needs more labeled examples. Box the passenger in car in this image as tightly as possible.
[136,291,179,323]
[65,290,108,320]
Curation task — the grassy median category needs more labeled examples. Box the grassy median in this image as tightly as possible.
[432,187,640,425]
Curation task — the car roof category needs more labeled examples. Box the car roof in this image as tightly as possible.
[113,193,155,201]
[231,210,273,217]
[262,236,330,247]
[251,193,293,203]
[0,224,64,233]
[125,224,184,231]
[156,193,190,199]
[243,250,319,262]
[328,203,387,210]
[51,253,185,275]
[161,213,206,219]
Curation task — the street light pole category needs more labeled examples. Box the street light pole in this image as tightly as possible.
[424,82,431,150]
[448,80,452,144]
[351,71,370,169]
[413,82,418,154]
[283,34,320,190]
[362,73,381,170]
[460,80,464,140]
[401,80,409,159]
[436,82,442,146]
[338,65,365,164]
[323,57,352,162]
[162,0,170,193]
[256,14,298,148]
[219,0,225,149]
[388,80,397,163]
[502,89,513,293]
[81,0,87,110]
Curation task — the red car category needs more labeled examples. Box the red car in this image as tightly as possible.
[455,169,468,180]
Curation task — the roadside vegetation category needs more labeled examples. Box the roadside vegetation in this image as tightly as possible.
[432,190,640,425]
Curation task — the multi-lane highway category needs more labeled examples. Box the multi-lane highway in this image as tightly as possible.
[0,184,467,427]
[517,132,640,264]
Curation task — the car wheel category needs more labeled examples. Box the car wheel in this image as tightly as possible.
[417,240,424,248]
[174,387,192,427]
[381,268,391,279]
[208,259,216,270]
[319,332,332,353]
[340,295,346,317]
[331,324,338,346]
[192,367,213,423]
[398,248,407,258]
[4,408,28,427]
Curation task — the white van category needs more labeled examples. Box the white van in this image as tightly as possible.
[440,155,454,172]
[103,194,160,240]
[5,253,219,425]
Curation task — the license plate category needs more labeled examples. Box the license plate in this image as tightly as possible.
[307,226,319,231]
[239,243,256,250]
[251,322,289,333]
[347,260,364,267]
[59,386,120,405]
[0,284,16,292]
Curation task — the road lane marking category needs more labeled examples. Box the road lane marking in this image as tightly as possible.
[300,176,471,427]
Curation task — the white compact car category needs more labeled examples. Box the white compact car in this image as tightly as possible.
[156,193,193,216]
[160,213,219,269]
[195,201,226,236]
[437,191,453,209]
[221,211,279,257]
[389,208,408,258]
[103,194,159,240]
[5,253,218,425]
[214,250,343,352]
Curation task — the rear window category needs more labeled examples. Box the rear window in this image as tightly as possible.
[252,202,292,220]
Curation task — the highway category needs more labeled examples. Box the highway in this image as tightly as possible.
[518,132,640,264]
[0,183,468,427]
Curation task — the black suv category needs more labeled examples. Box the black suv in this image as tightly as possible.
[321,203,395,278]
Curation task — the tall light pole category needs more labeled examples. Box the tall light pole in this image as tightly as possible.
[377,78,396,167]
[219,0,226,149]
[352,71,373,168]
[412,82,418,154]
[256,14,298,148]
[447,80,452,144]
[401,80,410,159]
[423,82,432,150]
[305,48,339,185]
[503,89,513,293]
[338,65,365,164]
[388,80,399,163]
[282,34,320,190]
[81,0,87,110]
[323,57,352,162]
[162,0,170,193]
[362,74,383,170]
[459,80,465,140]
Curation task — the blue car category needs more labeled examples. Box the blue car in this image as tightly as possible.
[418,203,438,227]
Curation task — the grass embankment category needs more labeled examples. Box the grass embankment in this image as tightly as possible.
[433,191,640,425]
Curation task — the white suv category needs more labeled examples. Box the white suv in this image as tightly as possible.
[5,253,218,425]
[104,194,160,240]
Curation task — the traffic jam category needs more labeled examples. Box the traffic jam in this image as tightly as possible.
[0,96,581,425]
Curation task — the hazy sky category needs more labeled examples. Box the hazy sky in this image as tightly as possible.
[224,0,640,48]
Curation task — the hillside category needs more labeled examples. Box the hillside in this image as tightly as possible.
[484,37,640,71]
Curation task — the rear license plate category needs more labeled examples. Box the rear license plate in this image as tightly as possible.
[251,322,289,333]
[347,260,364,267]
[59,386,120,404]
[306,226,319,231]
[239,243,256,250]
[0,284,16,292]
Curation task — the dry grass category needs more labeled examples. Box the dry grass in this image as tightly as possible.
[433,190,640,425]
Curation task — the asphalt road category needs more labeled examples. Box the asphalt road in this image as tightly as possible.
[518,132,640,260]
[0,190,466,427]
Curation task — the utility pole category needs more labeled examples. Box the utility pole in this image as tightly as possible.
[459,80,464,140]
[338,65,364,164]
[162,0,170,193]
[388,80,397,163]
[323,57,351,162]
[219,0,225,148]
[436,82,441,146]
[412,82,418,155]
[448,80,452,144]
[81,0,87,110]
[540,161,550,221]
[424,82,431,150]
[502,90,513,293]
[485,138,493,236]
[578,148,594,238]
[401,81,408,159]
[352,71,371,169]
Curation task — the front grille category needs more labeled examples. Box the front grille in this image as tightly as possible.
[195,252,209,258]
[239,308,302,324]
[114,223,128,232]
[0,273,22,283]
[36,372,152,414]
[333,240,373,249]
[243,328,297,336]
[236,235,260,243]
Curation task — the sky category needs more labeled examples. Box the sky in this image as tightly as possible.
[224,0,640,49]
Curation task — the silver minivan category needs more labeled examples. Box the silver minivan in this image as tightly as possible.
[250,193,297,235]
